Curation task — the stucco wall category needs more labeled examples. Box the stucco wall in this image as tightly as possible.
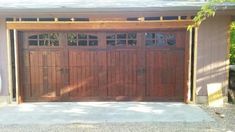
[0,18,9,102]
[196,15,231,103]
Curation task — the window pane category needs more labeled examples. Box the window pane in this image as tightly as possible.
[107,40,115,46]
[145,40,155,46]
[145,33,155,39]
[39,34,48,39]
[117,33,126,39]
[39,40,49,46]
[29,35,38,39]
[117,40,126,45]
[128,33,136,39]
[166,34,176,46]
[50,40,59,46]
[29,33,60,47]
[29,40,38,46]
[78,40,87,46]
[106,34,115,39]
[106,32,137,46]
[67,33,77,46]
[156,33,165,46]
[39,40,44,46]
[49,33,59,39]
[89,34,98,39]
[89,40,98,46]
[128,40,136,46]
[78,33,87,39]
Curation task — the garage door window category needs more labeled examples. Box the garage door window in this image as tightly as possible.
[67,33,98,46]
[106,32,137,46]
[145,32,176,46]
[28,33,59,46]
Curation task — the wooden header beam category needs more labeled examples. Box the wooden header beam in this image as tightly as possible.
[7,20,193,30]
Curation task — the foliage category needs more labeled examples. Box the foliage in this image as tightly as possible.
[191,0,235,64]
[231,24,235,64]
[188,0,235,30]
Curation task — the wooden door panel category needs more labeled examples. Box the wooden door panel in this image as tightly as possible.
[145,50,184,99]
[175,51,185,98]
[21,30,186,101]
[68,50,107,98]
[29,51,43,98]
[106,50,138,98]
[97,51,108,97]
[26,50,64,100]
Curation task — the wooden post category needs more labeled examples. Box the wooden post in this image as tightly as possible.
[192,27,198,103]
[184,29,190,103]
[187,28,192,103]
[6,29,13,103]
[225,21,231,99]
[13,29,20,103]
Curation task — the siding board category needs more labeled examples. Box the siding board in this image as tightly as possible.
[0,19,9,97]
[197,15,231,98]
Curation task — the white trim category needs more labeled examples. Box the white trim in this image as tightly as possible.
[14,29,19,103]
[6,29,13,103]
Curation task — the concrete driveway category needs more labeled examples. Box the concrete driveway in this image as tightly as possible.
[0,102,214,125]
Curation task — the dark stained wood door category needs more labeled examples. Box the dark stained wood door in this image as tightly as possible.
[20,30,186,101]
[66,32,143,100]
[67,50,108,98]
[144,30,186,100]
[21,32,67,101]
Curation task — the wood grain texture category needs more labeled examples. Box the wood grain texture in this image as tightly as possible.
[7,21,193,30]
[20,29,186,101]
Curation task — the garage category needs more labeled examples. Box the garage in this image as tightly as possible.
[0,0,233,105]
[19,29,187,101]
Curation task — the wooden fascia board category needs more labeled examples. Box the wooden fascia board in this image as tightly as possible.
[7,20,193,30]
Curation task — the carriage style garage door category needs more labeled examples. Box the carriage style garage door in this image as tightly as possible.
[20,29,186,101]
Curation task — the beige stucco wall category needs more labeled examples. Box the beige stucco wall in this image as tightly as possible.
[196,15,231,103]
[0,18,9,104]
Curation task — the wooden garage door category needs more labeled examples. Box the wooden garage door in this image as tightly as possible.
[20,29,186,101]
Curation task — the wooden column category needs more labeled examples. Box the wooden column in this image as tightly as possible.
[187,28,193,103]
[184,30,190,103]
[6,29,13,103]
[192,27,198,103]
[13,29,20,103]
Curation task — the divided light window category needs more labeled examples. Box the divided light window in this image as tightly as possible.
[67,33,98,46]
[145,32,176,46]
[28,33,59,46]
[106,32,137,46]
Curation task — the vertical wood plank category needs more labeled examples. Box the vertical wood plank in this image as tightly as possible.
[184,30,190,103]
[13,30,21,103]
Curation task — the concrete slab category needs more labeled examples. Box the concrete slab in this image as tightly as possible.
[0,102,214,124]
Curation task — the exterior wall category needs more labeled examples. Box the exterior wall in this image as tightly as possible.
[196,15,231,104]
[0,18,9,104]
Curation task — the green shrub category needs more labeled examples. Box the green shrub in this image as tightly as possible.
[230,24,235,65]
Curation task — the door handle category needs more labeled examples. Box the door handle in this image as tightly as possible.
[57,68,69,72]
